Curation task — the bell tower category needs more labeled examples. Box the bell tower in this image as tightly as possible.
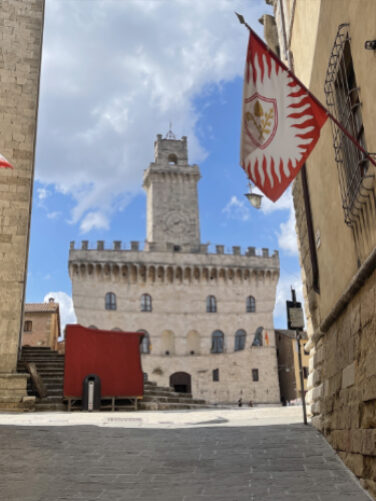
[143,132,201,251]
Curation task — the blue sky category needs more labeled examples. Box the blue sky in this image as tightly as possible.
[26,0,304,331]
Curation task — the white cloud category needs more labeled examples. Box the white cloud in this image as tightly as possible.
[46,211,61,220]
[43,291,77,337]
[37,187,49,201]
[254,186,294,214]
[277,208,299,255]
[36,0,271,232]
[80,211,110,233]
[222,195,251,222]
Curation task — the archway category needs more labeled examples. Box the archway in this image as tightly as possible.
[170,372,191,393]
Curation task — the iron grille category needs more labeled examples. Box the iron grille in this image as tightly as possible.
[324,24,374,225]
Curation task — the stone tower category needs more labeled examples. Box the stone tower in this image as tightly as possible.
[143,134,201,251]
[0,0,45,409]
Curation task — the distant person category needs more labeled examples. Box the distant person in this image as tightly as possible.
[238,398,243,407]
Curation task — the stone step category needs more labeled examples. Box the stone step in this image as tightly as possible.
[142,395,206,405]
[21,359,65,365]
[139,401,209,411]
[35,402,66,411]
[22,348,53,353]
[144,390,193,398]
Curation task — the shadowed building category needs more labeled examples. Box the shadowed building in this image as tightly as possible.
[0,0,45,409]
[69,132,281,404]
[267,0,376,495]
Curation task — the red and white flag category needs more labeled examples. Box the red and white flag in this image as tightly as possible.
[240,29,327,202]
[0,153,13,169]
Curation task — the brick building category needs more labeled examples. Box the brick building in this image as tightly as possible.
[22,299,61,351]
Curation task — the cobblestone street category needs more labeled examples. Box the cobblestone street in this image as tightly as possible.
[0,408,372,500]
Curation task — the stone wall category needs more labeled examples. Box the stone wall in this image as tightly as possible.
[269,0,376,496]
[0,0,44,407]
[310,270,376,497]
[142,346,280,404]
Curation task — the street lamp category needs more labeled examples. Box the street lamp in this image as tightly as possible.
[244,183,263,209]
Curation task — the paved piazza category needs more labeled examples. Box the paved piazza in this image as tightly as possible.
[0,407,371,501]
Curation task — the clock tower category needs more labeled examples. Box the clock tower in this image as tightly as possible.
[143,132,201,251]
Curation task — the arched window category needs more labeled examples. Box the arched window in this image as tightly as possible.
[211,330,224,353]
[88,325,98,329]
[105,292,116,310]
[111,327,122,331]
[246,295,256,313]
[138,330,150,354]
[206,295,217,313]
[234,329,246,351]
[141,293,152,312]
[168,153,178,165]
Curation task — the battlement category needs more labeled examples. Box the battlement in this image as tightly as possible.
[69,240,279,260]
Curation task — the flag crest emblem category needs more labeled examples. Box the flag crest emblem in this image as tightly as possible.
[244,93,278,149]
[241,30,327,202]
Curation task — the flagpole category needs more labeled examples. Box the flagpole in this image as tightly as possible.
[235,13,376,168]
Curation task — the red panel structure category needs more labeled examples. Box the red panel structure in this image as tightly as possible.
[64,325,144,397]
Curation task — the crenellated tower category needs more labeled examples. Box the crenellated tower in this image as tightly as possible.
[143,133,201,251]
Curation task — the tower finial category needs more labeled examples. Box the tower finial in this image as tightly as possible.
[165,122,176,140]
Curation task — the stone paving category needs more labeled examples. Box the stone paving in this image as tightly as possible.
[0,409,372,501]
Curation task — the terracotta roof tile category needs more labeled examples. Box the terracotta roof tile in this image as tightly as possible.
[24,303,59,313]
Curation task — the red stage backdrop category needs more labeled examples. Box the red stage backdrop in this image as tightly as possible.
[64,325,144,397]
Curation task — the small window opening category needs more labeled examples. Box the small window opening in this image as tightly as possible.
[168,153,178,165]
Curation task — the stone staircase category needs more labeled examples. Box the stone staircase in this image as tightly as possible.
[17,347,209,411]
[140,381,208,410]
[17,346,66,411]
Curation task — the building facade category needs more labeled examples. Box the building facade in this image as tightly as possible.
[275,329,309,404]
[69,133,281,404]
[0,0,45,409]
[22,299,61,351]
[268,0,376,496]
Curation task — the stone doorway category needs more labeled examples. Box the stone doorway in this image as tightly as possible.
[170,372,191,393]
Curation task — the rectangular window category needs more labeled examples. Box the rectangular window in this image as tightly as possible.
[252,369,259,382]
[24,320,32,332]
[303,367,309,379]
[212,369,219,382]
[324,24,368,224]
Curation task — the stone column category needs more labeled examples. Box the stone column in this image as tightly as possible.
[0,0,45,409]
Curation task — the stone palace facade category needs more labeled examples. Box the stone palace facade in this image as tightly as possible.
[69,133,281,404]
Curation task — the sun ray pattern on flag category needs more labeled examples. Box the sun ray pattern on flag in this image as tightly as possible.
[0,153,13,169]
[241,30,327,202]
